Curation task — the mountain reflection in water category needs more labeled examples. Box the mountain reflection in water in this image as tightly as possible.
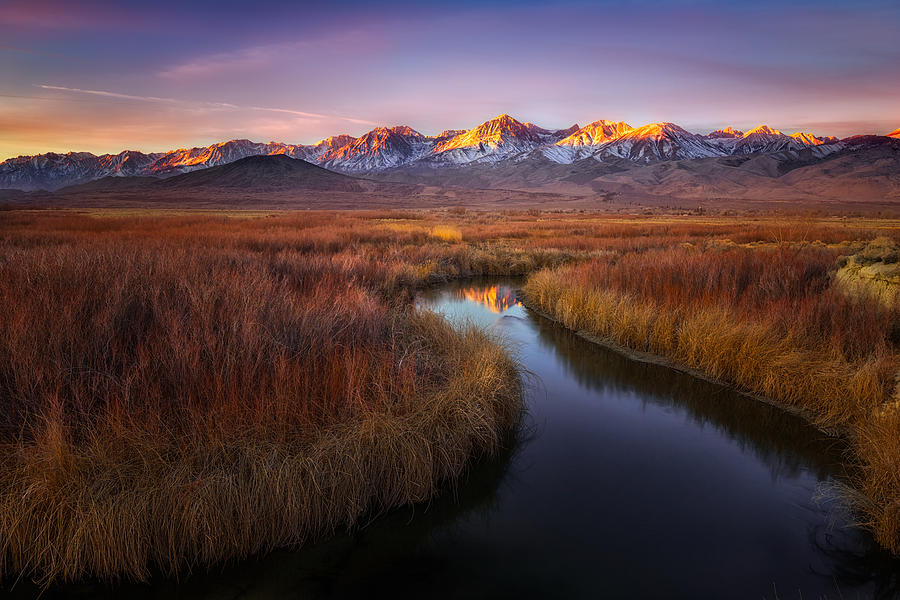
[455,285,520,313]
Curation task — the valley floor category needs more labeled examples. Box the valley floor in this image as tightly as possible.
[1,208,899,583]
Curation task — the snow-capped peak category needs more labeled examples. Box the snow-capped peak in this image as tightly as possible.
[729,125,800,154]
[314,134,356,149]
[318,125,431,171]
[435,114,547,152]
[744,125,783,137]
[557,120,633,147]
[543,119,634,163]
[789,132,836,146]
[595,122,724,161]
[426,114,554,165]
[0,114,865,189]
[705,127,744,139]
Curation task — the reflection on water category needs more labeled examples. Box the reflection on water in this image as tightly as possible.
[455,285,520,313]
[12,277,900,599]
[529,314,843,482]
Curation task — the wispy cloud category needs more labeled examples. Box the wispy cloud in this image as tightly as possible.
[248,106,328,119]
[38,85,178,103]
[156,29,387,81]
[158,46,279,80]
[36,84,374,125]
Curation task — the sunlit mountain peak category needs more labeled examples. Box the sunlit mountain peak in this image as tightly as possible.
[705,127,744,138]
[457,285,520,313]
[433,114,549,154]
[556,120,633,147]
[744,125,783,137]
[789,132,835,145]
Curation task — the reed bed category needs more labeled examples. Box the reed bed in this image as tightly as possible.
[0,212,536,583]
[2,209,900,583]
[522,240,900,551]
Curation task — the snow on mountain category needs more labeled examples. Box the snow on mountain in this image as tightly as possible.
[729,125,804,154]
[149,139,311,175]
[434,129,467,143]
[319,126,432,171]
[702,126,839,156]
[704,127,744,138]
[544,120,633,163]
[729,126,846,158]
[560,120,633,146]
[428,114,560,165]
[0,150,162,191]
[0,138,358,190]
[291,134,356,161]
[595,122,724,161]
[0,114,859,190]
[790,132,838,146]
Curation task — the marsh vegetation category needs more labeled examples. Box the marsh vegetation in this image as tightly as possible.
[1,209,899,587]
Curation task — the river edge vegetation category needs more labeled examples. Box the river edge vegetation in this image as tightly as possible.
[1,209,899,584]
[520,230,900,552]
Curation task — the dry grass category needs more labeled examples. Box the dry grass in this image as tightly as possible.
[522,240,900,552]
[431,225,463,243]
[2,209,900,583]
[0,211,533,583]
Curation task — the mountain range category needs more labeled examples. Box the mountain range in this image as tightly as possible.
[16,153,569,210]
[4,114,897,192]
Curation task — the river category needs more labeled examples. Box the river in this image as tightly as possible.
[14,278,900,599]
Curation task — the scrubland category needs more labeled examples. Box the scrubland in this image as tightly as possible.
[1,208,899,583]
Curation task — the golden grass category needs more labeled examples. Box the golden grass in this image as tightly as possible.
[2,209,900,583]
[0,313,521,583]
[430,225,463,243]
[0,212,529,583]
[522,243,900,552]
[835,237,900,307]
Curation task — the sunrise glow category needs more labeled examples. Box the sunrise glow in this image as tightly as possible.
[2,0,899,160]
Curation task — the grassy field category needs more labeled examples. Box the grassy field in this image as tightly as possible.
[1,208,900,583]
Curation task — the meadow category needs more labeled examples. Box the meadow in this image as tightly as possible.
[1,208,899,583]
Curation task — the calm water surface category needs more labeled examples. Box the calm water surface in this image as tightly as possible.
[15,279,900,599]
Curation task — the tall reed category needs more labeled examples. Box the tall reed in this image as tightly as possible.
[0,213,525,583]
[522,243,900,550]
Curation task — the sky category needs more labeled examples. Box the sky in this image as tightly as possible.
[1,0,899,160]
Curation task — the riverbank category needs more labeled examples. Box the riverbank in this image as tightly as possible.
[0,212,529,584]
[516,295,846,436]
[520,239,900,552]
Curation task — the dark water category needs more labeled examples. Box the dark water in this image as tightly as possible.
[12,279,900,599]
